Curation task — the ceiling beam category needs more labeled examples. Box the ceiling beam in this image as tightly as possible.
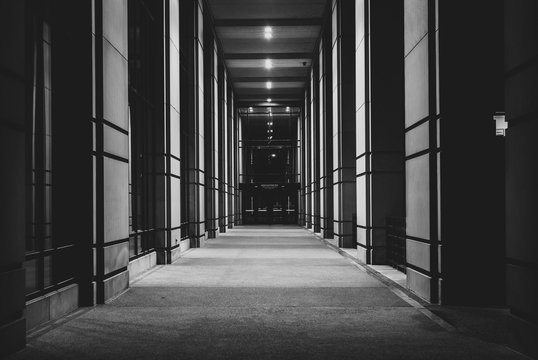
[237,94,303,100]
[237,100,302,106]
[224,53,311,60]
[214,18,323,27]
[232,76,307,83]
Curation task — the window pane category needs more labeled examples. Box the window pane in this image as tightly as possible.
[24,259,39,294]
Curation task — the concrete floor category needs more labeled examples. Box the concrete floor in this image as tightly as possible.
[9,226,529,359]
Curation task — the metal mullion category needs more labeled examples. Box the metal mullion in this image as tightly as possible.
[34,14,47,293]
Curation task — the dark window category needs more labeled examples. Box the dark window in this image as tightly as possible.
[128,0,158,259]
[24,0,76,299]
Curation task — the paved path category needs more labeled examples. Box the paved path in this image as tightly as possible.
[9,226,528,359]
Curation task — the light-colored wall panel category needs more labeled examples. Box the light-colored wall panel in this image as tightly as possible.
[405,121,429,156]
[103,126,128,159]
[171,177,181,228]
[103,41,128,130]
[104,242,129,274]
[404,0,428,55]
[103,158,129,243]
[406,267,431,300]
[406,239,430,271]
[102,0,128,57]
[405,155,430,239]
[404,37,429,127]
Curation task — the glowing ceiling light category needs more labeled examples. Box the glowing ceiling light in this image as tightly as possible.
[264,59,273,70]
[266,81,272,89]
[248,107,253,112]
[286,106,290,112]
[271,153,276,158]
[267,98,272,103]
[264,26,273,39]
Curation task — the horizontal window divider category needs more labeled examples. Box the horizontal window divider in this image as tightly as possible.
[405,235,431,244]
[405,148,439,161]
[405,114,441,133]
[102,119,129,135]
[103,237,130,247]
[102,151,129,163]
[25,278,77,302]
[405,263,436,278]
[332,180,356,185]
[129,250,156,262]
[102,266,128,280]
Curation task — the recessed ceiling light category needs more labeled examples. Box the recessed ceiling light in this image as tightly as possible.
[266,81,272,89]
[264,26,273,39]
[271,153,276,158]
[267,98,272,103]
[264,59,273,70]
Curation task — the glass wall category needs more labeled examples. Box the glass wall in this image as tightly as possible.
[127,0,158,259]
[25,0,76,299]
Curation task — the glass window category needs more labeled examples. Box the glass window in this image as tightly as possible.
[127,0,158,259]
[25,1,76,299]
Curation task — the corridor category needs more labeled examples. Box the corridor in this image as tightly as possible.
[9,227,526,360]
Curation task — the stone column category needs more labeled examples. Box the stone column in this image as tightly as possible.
[355,0,405,264]
[311,66,321,233]
[155,0,183,263]
[181,0,207,247]
[320,29,334,239]
[91,0,131,303]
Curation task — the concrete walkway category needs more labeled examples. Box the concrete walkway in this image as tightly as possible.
[9,226,528,359]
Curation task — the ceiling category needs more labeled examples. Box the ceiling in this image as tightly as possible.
[206,0,328,107]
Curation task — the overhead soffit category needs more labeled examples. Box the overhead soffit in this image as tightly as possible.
[206,0,326,20]
[206,0,328,104]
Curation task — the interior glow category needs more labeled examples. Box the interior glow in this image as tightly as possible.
[266,81,272,89]
[248,107,253,112]
[267,98,272,103]
[264,26,273,39]
[264,59,273,69]
[286,106,290,112]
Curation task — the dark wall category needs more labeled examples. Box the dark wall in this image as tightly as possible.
[439,0,505,306]
[504,0,538,356]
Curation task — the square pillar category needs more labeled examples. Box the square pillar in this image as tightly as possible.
[356,0,405,264]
